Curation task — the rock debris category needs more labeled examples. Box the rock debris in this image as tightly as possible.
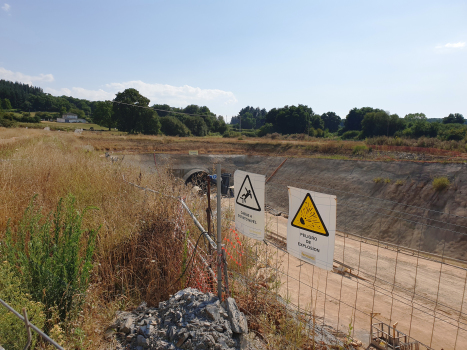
[113,288,252,350]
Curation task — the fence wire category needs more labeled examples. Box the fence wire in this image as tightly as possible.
[223,171,467,350]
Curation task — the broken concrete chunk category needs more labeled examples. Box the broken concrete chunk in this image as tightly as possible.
[223,298,248,334]
[120,316,134,334]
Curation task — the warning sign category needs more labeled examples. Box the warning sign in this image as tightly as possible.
[287,187,336,271]
[291,193,329,236]
[236,175,261,211]
[234,170,265,241]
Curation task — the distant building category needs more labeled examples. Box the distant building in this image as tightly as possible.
[57,113,87,123]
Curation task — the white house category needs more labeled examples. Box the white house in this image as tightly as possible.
[57,113,87,123]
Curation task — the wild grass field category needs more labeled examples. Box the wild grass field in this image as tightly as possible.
[0,128,206,348]
[1,128,315,349]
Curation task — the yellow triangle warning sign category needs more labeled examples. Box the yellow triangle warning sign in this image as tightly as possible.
[291,193,329,236]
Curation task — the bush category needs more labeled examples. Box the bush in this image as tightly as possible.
[2,195,99,325]
[0,116,16,127]
[257,123,273,137]
[222,130,241,138]
[352,145,368,155]
[341,130,360,140]
[242,130,257,138]
[373,177,383,183]
[0,261,46,350]
[432,177,450,191]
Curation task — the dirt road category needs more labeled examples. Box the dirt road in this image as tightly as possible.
[226,197,467,349]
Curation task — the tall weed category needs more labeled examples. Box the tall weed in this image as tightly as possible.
[2,195,98,325]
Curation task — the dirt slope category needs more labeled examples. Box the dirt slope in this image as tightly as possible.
[123,154,467,260]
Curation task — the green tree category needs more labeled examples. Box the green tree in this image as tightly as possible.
[113,88,161,134]
[69,108,86,120]
[152,104,172,117]
[3,98,12,110]
[443,113,465,124]
[160,116,191,136]
[93,101,115,130]
[182,115,208,136]
[212,116,228,134]
[310,114,324,130]
[404,113,427,122]
[361,111,405,137]
[266,105,313,134]
[320,112,341,132]
[60,106,67,116]
[344,107,383,131]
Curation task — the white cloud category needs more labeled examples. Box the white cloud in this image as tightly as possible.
[45,87,114,101]
[46,80,237,108]
[104,80,238,106]
[0,67,54,85]
[436,42,465,49]
[1,3,10,12]
[0,66,237,113]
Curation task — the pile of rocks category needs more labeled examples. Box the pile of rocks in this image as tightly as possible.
[113,288,250,350]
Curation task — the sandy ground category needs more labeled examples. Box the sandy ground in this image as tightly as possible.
[225,197,467,350]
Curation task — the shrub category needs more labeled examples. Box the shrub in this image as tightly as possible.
[352,145,368,155]
[0,261,46,350]
[222,130,241,138]
[257,123,273,137]
[395,180,405,186]
[0,116,16,127]
[373,177,383,183]
[432,177,450,191]
[2,195,99,324]
[384,178,391,184]
[341,130,360,140]
[242,130,257,138]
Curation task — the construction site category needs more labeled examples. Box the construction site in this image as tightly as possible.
[121,152,467,349]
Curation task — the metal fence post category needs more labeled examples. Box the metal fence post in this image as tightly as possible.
[22,308,32,350]
[217,163,222,300]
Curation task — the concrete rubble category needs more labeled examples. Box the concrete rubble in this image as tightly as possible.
[113,288,252,350]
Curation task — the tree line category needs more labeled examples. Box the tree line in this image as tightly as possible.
[92,88,227,136]
[1,78,465,141]
[230,105,466,141]
[0,79,95,119]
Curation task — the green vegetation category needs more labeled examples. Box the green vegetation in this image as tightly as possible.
[2,195,98,326]
[352,145,368,155]
[432,177,450,191]
[0,261,46,350]
[1,78,466,150]
[373,177,383,183]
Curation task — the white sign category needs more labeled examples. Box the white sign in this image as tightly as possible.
[287,186,336,271]
[234,170,265,241]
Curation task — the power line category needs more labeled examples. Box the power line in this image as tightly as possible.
[110,100,221,119]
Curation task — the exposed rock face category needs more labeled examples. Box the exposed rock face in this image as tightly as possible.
[113,288,251,350]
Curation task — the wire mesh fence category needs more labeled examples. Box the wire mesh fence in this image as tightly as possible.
[223,172,467,350]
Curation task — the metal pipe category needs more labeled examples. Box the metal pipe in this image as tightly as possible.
[217,164,222,300]
[0,299,64,350]
[22,308,32,350]
[179,198,217,250]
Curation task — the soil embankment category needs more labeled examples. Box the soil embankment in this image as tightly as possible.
[123,154,467,260]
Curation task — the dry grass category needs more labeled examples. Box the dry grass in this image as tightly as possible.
[0,128,201,348]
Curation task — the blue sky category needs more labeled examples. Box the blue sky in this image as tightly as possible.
[0,1,465,122]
